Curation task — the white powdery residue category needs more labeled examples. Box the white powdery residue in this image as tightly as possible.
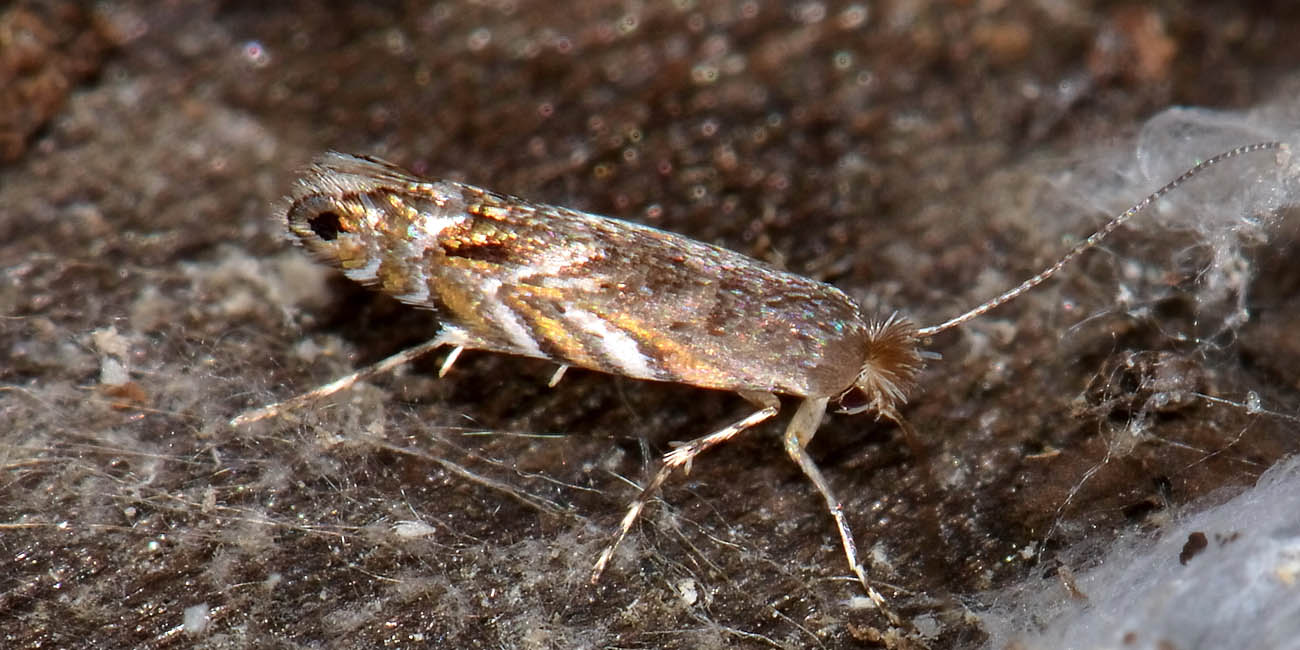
[980,454,1300,650]
[182,603,210,636]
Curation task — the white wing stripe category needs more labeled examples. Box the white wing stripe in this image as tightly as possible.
[566,309,655,379]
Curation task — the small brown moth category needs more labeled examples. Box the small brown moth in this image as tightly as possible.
[234,141,1283,615]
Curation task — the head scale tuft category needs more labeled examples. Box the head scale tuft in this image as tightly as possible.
[837,313,924,420]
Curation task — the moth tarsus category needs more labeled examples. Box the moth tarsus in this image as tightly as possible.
[234,140,1285,624]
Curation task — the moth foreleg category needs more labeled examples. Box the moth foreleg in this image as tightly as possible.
[230,335,450,426]
[590,393,780,583]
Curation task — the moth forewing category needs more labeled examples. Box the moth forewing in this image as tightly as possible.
[283,153,882,398]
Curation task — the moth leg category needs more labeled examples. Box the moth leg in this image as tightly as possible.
[438,346,464,377]
[231,335,451,426]
[547,364,570,388]
[783,397,904,628]
[591,393,780,583]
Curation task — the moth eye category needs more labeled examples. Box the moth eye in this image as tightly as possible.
[307,210,343,241]
[288,195,349,242]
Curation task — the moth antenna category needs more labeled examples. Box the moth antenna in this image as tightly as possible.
[916,141,1284,338]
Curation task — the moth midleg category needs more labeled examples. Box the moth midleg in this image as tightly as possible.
[591,393,780,583]
[230,335,450,426]
[438,345,464,377]
[782,396,903,626]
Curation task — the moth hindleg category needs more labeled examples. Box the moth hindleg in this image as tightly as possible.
[782,396,904,627]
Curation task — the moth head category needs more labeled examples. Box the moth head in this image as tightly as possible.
[835,314,925,420]
[281,152,425,277]
[288,194,351,240]
[285,194,377,271]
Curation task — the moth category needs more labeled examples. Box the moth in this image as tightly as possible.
[234,141,1282,616]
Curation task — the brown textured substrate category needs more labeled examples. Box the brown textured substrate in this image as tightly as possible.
[3,2,1299,648]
